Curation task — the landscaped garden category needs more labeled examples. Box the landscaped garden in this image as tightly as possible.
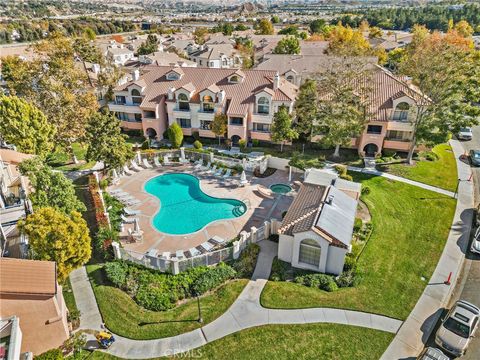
[377,144,457,192]
[261,172,456,320]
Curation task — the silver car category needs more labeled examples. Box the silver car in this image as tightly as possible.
[458,127,473,141]
[471,227,480,255]
[435,300,480,357]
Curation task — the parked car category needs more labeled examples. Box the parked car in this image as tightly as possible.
[458,127,473,141]
[469,150,480,166]
[435,300,480,357]
[471,227,480,255]
[417,347,449,360]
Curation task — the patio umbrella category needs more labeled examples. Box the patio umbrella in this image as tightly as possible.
[242,157,247,170]
[112,168,118,179]
[210,152,214,163]
[240,171,248,185]
[180,147,186,161]
[134,218,140,233]
[136,151,141,163]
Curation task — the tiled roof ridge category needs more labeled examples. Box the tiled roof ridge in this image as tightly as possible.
[374,65,423,99]
[278,207,320,234]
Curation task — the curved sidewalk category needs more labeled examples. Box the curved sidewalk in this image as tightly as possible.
[71,241,402,359]
[381,139,474,359]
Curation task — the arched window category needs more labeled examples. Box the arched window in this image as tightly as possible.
[230,75,239,83]
[131,89,142,105]
[298,239,321,267]
[178,93,190,111]
[286,75,294,83]
[257,97,269,114]
[393,102,410,121]
[202,95,214,112]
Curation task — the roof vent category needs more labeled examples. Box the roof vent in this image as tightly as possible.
[325,195,334,205]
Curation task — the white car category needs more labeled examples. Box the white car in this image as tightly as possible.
[435,300,480,357]
[458,127,473,141]
[471,227,480,255]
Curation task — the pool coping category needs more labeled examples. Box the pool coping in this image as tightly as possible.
[140,168,249,239]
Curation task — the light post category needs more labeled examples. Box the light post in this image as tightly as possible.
[196,292,203,323]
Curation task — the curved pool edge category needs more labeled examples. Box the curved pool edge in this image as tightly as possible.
[141,171,249,237]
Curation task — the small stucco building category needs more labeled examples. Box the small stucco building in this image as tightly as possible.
[278,169,361,275]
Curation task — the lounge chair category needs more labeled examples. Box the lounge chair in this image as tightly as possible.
[201,162,211,171]
[128,228,143,242]
[193,160,203,169]
[124,208,141,216]
[222,169,232,178]
[131,160,142,172]
[161,251,171,260]
[113,193,134,200]
[215,168,224,176]
[198,241,214,253]
[121,215,138,224]
[153,156,162,167]
[208,165,217,174]
[110,188,124,195]
[209,236,226,246]
[163,156,173,166]
[123,165,134,175]
[175,250,185,259]
[189,247,201,257]
[142,158,153,169]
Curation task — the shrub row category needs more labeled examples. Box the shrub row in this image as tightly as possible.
[88,175,108,228]
[289,152,325,171]
[233,243,260,278]
[104,261,237,311]
[334,165,353,181]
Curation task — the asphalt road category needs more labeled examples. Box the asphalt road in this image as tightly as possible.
[420,130,480,359]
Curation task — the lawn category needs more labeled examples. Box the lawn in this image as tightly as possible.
[86,264,248,340]
[48,143,96,171]
[378,144,457,192]
[80,324,393,360]
[261,173,456,320]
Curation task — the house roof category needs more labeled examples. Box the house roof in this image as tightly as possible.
[0,149,34,165]
[115,65,298,116]
[189,44,237,60]
[0,259,56,296]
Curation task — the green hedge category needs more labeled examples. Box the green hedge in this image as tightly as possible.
[233,243,260,278]
[104,261,237,311]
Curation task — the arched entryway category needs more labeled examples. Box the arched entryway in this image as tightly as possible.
[146,128,157,139]
[231,135,241,146]
[363,143,379,157]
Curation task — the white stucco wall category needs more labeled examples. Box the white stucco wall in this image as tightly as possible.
[325,246,348,276]
[278,234,294,263]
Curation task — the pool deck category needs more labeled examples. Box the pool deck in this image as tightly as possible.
[109,164,298,255]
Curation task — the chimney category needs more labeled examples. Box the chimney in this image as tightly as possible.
[132,69,140,81]
[273,72,280,91]
[217,90,225,103]
[167,87,175,100]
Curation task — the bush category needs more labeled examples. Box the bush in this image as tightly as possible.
[343,253,357,272]
[361,186,371,195]
[35,348,64,360]
[168,123,184,148]
[233,243,260,278]
[270,257,290,281]
[239,139,247,149]
[141,140,150,150]
[135,285,176,311]
[339,173,353,181]
[296,273,338,292]
[45,151,70,167]
[425,152,438,161]
[99,178,109,190]
[191,263,237,295]
[104,261,128,288]
[94,226,117,260]
[193,140,203,149]
[192,131,200,141]
[353,218,363,232]
[334,164,347,176]
[336,269,360,288]
[252,139,260,147]
[383,150,396,157]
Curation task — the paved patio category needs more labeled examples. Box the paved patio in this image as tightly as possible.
[108,165,297,254]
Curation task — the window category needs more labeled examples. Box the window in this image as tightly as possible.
[200,120,212,130]
[230,117,243,126]
[387,130,404,140]
[257,97,269,114]
[134,113,142,122]
[209,61,214,67]
[367,125,382,134]
[253,123,271,132]
[177,118,191,128]
[202,95,214,112]
[298,239,321,267]
[199,60,203,66]
[116,112,129,121]
[131,89,142,105]
[167,72,179,80]
[115,95,126,105]
[144,111,155,118]
[286,75,294,83]
[178,93,190,111]
[229,75,239,83]
[393,102,410,121]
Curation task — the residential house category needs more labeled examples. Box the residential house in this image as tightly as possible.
[0,150,32,259]
[106,45,135,66]
[0,259,69,355]
[278,169,361,275]
[188,44,243,68]
[367,30,413,52]
[108,66,297,144]
[135,51,196,68]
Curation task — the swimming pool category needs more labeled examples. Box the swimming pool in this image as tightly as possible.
[144,173,246,235]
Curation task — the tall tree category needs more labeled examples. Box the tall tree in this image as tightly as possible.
[271,105,298,152]
[400,29,480,163]
[294,79,318,141]
[85,112,134,171]
[312,59,372,158]
[309,19,326,34]
[0,95,55,156]
[19,157,86,214]
[193,27,209,45]
[273,36,300,55]
[137,34,159,55]
[211,113,228,146]
[19,207,91,282]
[256,19,274,35]
[167,122,184,148]
[2,33,98,163]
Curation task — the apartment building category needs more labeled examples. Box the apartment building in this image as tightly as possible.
[108,66,298,145]
[188,44,243,69]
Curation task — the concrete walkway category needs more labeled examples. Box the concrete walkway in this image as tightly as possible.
[72,241,402,359]
[381,139,474,359]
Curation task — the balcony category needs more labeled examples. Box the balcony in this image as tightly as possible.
[173,109,191,119]
[387,121,414,132]
[250,131,271,141]
[109,102,141,113]
[198,129,216,138]
[251,112,273,124]
[197,111,215,122]
[383,139,412,151]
